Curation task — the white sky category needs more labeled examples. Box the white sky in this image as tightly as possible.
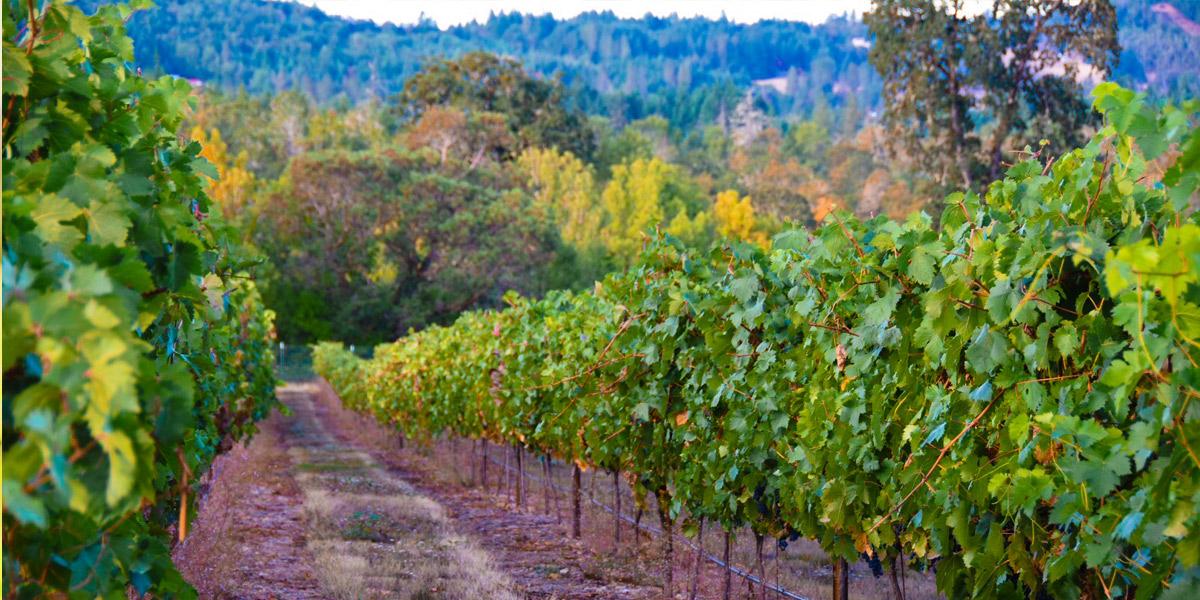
[289,0,880,28]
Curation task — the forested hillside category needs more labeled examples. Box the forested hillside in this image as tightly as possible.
[76,0,1200,124]
[180,53,923,345]
[145,0,1184,347]
[76,0,879,123]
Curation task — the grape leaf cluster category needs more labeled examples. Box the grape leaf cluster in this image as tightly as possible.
[3,1,279,597]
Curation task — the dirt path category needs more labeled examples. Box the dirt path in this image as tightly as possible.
[305,381,938,600]
[305,385,661,600]
[173,389,324,600]
[177,383,660,600]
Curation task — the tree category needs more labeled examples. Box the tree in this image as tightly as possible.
[712,189,772,246]
[305,103,388,153]
[731,129,816,224]
[255,149,562,344]
[783,119,832,168]
[190,89,392,180]
[516,147,603,251]
[395,51,595,161]
[730,90,772,146]
[855,168,893,218]
[866,0,1119,189]
[404,105,514,168]
[192,126,256,224]
[600,157,708,265]
[592,116,657,179]
[516,146,611,283]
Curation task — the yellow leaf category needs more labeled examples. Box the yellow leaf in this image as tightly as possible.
[79,332,140,417]
[675,411,689,426]
[67,478,93,513]
[1165,500,1194,538]
[100,430,137,506]
[854,532,872,556]
[83,300,121,329]
[201,273,224,310]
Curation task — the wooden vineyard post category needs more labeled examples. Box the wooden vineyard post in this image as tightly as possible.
[755,533,766,600]
[840,556,850,600]
[832,558,838,600]
[832,557,849,600]
[832,558,840,600]
[689,518,704,600]
[467,439,475,486]
[635,508,644,559]
[550,458,562,522]
[178,472,188,542]
[481,439,488,489]
[177,446,191,543]
[587,470,597,524]
[452,437,461,483]
[543,455,551,514]
[504,445,511,502]
[723,531,733,600]
[516,446,524,510]
[572,463,582,539]
[613,470,621,556]
[661,510,675,600]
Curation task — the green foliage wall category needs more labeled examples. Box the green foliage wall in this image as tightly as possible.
[3,1,279,597]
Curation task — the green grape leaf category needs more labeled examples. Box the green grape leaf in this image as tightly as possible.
[84,200,132,247]
[31,193,84,248]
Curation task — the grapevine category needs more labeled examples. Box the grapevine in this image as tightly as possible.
[3,1,279,597]
[316,85,1200,600]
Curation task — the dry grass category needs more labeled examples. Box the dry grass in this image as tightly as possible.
[310,548,368,600]
[290,388,520,600]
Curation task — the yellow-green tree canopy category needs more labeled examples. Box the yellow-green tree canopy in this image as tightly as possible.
[713,189,772,246]
[601,157,709,265]
[516,147,603,251]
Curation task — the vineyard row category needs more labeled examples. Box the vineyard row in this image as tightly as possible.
[315,86,1200,600]
[4,3,280,598]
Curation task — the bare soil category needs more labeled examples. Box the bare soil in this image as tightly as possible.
[173,396,323,600]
